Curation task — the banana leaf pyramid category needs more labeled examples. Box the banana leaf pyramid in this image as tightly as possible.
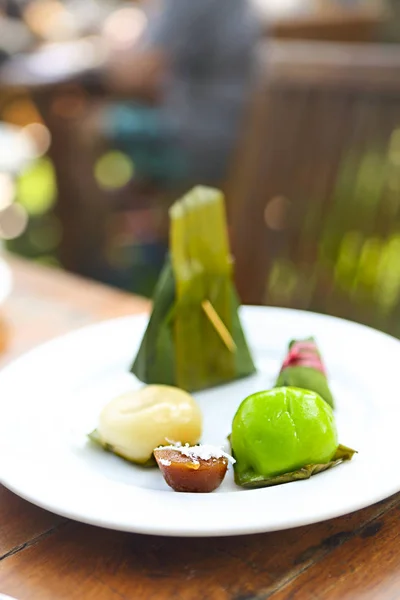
[131,186,256,392]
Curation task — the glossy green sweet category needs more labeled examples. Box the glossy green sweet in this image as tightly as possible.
[231,387,338,479]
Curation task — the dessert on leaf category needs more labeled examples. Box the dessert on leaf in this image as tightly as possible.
[230,387,356,489]
[131,186,256,391]
[276,337,335,408]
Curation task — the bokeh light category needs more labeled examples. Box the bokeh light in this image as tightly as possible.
[388,128,400,166]
[375,234,400,314]
[20,123,51,158]
[23,0,77,41]
[334,230,363,291]
[0,174,16,211]
[27,215,62,252]
[264,195,291,230]
[252,0,304,19]
[2,98,42,128]
[17,158,57,216]
[102,7,148,49]
[353,236,382,295]
[0,203,28,240]
[94,151,134,190]
[267,258,298,304]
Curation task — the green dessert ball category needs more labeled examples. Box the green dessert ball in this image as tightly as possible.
[231,387,338,479]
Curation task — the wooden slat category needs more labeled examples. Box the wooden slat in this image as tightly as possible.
[0,487,65,559]
[253,0,386,41]
[272,501,400,599]
[266,41,400,92]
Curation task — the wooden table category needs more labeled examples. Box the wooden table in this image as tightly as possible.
[1,255,400,600]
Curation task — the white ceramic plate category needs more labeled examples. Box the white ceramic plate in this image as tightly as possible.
[0,307,398,537]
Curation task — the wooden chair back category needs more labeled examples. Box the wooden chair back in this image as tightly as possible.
[228,40,400,336]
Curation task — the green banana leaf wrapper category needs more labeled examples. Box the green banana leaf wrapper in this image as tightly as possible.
[88,429,156,467]
[276,337,335,408]
[232,444,357,488]
[131,187,256,392]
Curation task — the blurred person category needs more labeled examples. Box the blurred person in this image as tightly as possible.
[49,0,260,291]
[92,0,261,186]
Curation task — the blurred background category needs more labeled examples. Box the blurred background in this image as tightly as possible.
[0,0,399,334]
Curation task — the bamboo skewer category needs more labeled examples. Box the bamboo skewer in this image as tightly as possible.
[202,300,237,353]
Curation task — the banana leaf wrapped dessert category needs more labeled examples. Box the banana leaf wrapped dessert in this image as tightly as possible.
[275,337,334,408]
[230,387,356,488]
[131,186,256,392]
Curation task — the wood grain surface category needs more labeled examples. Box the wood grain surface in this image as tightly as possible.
[0,256,399,600]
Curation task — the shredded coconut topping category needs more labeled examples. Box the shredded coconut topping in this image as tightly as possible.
[159,458,171,467]
[157,442,236,464]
